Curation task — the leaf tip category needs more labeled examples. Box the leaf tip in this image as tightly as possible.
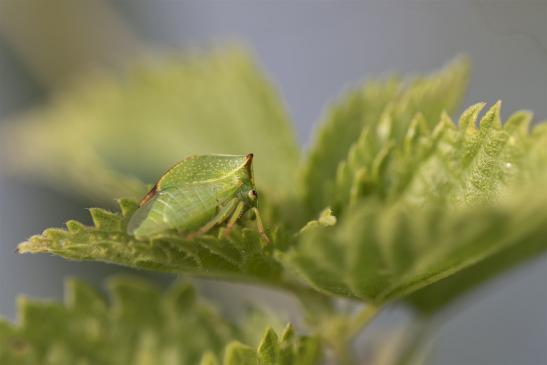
[16,238,45,254]
[88,207,120,230]
[66,220,85,233]
[440,110,453,123]
[479,100,502,130]
[505,110,532,135]
[281,323,295,341]
[257,327,280,364]
[459,102,486,130]
[116,198,140,217]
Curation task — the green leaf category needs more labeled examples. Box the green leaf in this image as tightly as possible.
[207,324,321,365]
[0,277,241,365]
[300,58,469,220]
[1,46,299,204]
[9,50,547,327]
[1,277,320,365]
[237,308,287,349]
[282,103,547,310]
[285,188,547,304]
[342,102,546,210]
[17,198,288,287]
[257,328,280,364]
[15,198,334,323]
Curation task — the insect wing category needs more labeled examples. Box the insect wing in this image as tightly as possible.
[127,193,158,236]
[157,154,251,189]
[128,180,241,239]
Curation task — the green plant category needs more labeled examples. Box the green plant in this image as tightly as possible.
[2,47,546,365]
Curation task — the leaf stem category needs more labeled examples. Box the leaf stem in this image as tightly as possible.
[332,303,382,365]
[347,303,382,340]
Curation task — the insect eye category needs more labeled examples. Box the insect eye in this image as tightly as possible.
[248,190,258,200]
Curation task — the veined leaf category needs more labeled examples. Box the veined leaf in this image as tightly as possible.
[299,78,400,220]
[336,102,547,212]
[406,199,547,313]
[17,199,287,286]
[405,118,547,312]
[14,192,333,321]
[0,277,320,365]
[0,277,239,365]
[9,49,547,324]
[300,58,469,220]
[0,47,299,204]
[284,188,547,304]
[282,104,547,309]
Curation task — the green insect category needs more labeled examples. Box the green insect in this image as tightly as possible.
[127,153,269,243]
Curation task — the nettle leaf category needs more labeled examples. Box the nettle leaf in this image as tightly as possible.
[8,50,547,327]
[17,199,287,286]
[285,188,547,304]
[407,121,547,313]
[0,277,237,365]
[300,58,469,220]
[0,277,320,365]
[335,102,547,216]
[1,47,299,204]
[282,103,547,310]
[204,325,321,365]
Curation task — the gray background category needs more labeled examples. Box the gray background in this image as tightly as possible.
[1,2,546,364]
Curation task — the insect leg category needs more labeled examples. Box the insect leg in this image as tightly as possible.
[252,207,270,244]
[186,198,239,240]
[223,200,246,238]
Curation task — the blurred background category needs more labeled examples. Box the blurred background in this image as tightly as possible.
[0,1,545,364]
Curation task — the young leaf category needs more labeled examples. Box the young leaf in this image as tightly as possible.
[205,324,322,365]
[2,271,323,365]
[346,102,544,210]
[299,78,401,220]
[284,187,547,303]
[1,277,321,365]
[17,199,286,286]
[1,46,299,204]
[15,198,335,324]
[0,277,243,365]
[282,104,547,309]
[405,203,547,313]
[300,58,469,220]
